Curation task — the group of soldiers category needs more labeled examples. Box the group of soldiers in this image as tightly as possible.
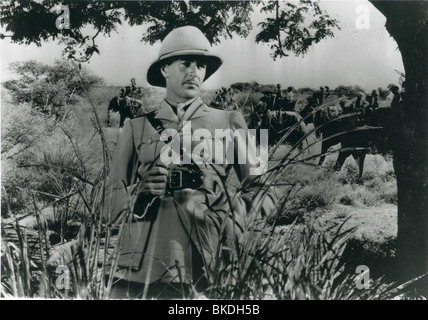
[107,78,146,127]
[300,84,405,126]
[256,85,332,116]
[119,78,144,98]
[256,84,297,113]
[111,81,405,131]
[248,83,407,144]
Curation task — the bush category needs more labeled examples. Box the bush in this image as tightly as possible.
[1,102,44,216]
[209,87,238,110]
[1,96,102,219]
[273,164,341,224]
[3,60,104,117]
[1,102,43,160]
[299,87,314,95]
[230,81,260,92]
[334,85,366,98]
[296,179,339,211]
[339,194,354,206]
[338,158,360,185]
[361,155,397,204]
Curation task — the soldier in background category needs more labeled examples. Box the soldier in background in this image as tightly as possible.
[313,86,325,106]
[109,79,146,128]
[367,89,379,109]
[354,92,370,124]
[324,86,330,100]
[390,85,401,110]
[355,92,369,109]
[269,86,281,111]
[256,90,273,113]
[130,77,137,91]
[300,96,317,125]
[285,86,296,111]
[276,84,282,98]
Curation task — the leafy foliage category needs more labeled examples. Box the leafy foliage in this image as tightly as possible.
[210,87,238,110]
[230,81,262,92]
[334,85,366,98]
[256,0,340,59]
[3,60,103,116]
[0,1,255,62]
[0,1,339,62]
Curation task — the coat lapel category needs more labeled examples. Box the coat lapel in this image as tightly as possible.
[154,97,210,123]
[182,97,210,121]
[154,100,180,122]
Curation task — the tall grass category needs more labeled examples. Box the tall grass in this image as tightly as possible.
[1,81,423,300]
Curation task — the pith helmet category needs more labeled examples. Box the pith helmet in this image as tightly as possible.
[147,26,223,87]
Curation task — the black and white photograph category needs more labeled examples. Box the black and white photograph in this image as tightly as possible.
[1,0,427,302]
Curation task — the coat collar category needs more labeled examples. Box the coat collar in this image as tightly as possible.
[154,96,210,122]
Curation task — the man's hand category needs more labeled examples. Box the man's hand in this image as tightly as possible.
[138,163,169,197]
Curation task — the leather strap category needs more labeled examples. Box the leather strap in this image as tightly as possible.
[167,165,203,191]
[143,109,204,191]
[145,111,165,135]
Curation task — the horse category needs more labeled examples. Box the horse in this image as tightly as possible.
[107,96,146,128]
[248,100,310,154]
[312,105,392,178]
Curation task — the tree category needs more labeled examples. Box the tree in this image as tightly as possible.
[2,0,426,284]
[256,0,340,59]
[3,60,103,116]
[369,0,428,282]
[0,1,339,61]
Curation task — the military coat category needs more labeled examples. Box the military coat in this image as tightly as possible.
[103,97,276,284]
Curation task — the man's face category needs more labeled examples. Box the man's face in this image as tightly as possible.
[161,57,207,102]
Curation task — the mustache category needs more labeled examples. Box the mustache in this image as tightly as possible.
[183,78,200,86]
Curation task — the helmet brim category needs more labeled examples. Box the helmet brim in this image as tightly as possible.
[147,51,223,88]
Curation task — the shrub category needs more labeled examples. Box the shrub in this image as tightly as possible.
[297,180,338,210]
[339,194,354,206]
[1,102,44,216]
[1,98,102,218]
[354,188,379,207]
[333,85,366,98]
[338,158,360,185]
[378,181,398,204]
[209,87,238,110]
[230,81,260,92]
[273,164,341,224]
[360,155,397,205]
[299,87,314,95]
[3,60,104,117]
[1,102,43,160]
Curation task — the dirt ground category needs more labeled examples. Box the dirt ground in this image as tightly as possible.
[319,203,397,243]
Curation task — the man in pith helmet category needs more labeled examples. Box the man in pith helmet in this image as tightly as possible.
[103,26,277,299]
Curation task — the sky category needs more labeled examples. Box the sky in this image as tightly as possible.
[0,0,405,91]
